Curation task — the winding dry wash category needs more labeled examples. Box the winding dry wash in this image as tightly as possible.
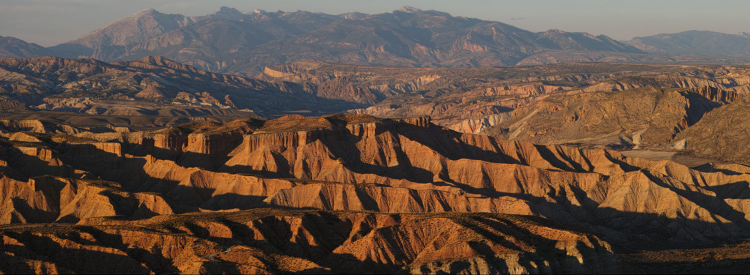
[4,3,750,275]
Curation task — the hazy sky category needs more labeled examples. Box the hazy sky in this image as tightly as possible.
[2,0,750,46]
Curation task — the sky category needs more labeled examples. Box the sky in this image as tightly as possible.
[2,0,750,46]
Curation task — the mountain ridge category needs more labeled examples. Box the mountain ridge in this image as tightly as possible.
[10,6,646,74]
[629,30,750,57]
[7,6,750,73]
[0,36,52,58]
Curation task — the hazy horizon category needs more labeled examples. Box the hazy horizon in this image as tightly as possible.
[2,0,750,47]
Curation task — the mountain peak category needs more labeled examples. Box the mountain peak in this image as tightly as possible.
[250,9,267,14]
[0,35,51,58]
[545,29,566,34]
[340,12,367,20]
[134,8,159,16]
[212,6,244,20]
[218,6,240,13]
[398,6,422,13]
[58,7,192,50]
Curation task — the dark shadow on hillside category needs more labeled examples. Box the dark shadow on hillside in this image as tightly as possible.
[315,125,437,184]
[0,146,80,181]
[99,190,162,219]
[8,197,59,224]
[259,81,372,114]
[0,244,37,274]
[4,230,153,274]
[389,122,645,174]
[692,163,746,176]
[464,214,619,273]
[79,226,183,273]
[534,144,589,172]
[218,212,348,263]
[199,193,268,211]
[231,203,750,265]
[54,142,292,215]
[283,120,524,183]
[704,181,750,199]
[683,91,724,126]
[626,256,750,274]
[6,202,750,274]
[57,143,180,192]
[642,170,750,229]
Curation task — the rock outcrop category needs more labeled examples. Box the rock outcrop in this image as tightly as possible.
[675,97,750,165]
[0,174,174,224]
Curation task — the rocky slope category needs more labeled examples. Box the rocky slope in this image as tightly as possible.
[675,97,750,165]
[481,87,726,149]
[50,8,198,60]
[3,115,750,243]
[3,114,750,272]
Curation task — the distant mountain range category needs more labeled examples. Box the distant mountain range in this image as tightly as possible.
[629,30,750,57]
[2,6,750,75]
[0,35,52,58]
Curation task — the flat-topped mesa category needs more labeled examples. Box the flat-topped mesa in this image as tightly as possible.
[141,119,260,155]
[344,115,431,137]
[243,115,432,152]
[244,131,304,153]
[15,147,60,165]
[87,143,123,157]
[148,131,244,155]
[0,120,51,133]
[396,115,431,127]
[152,132,189,152]
[58,142,123,159]
[184,132,244,155]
